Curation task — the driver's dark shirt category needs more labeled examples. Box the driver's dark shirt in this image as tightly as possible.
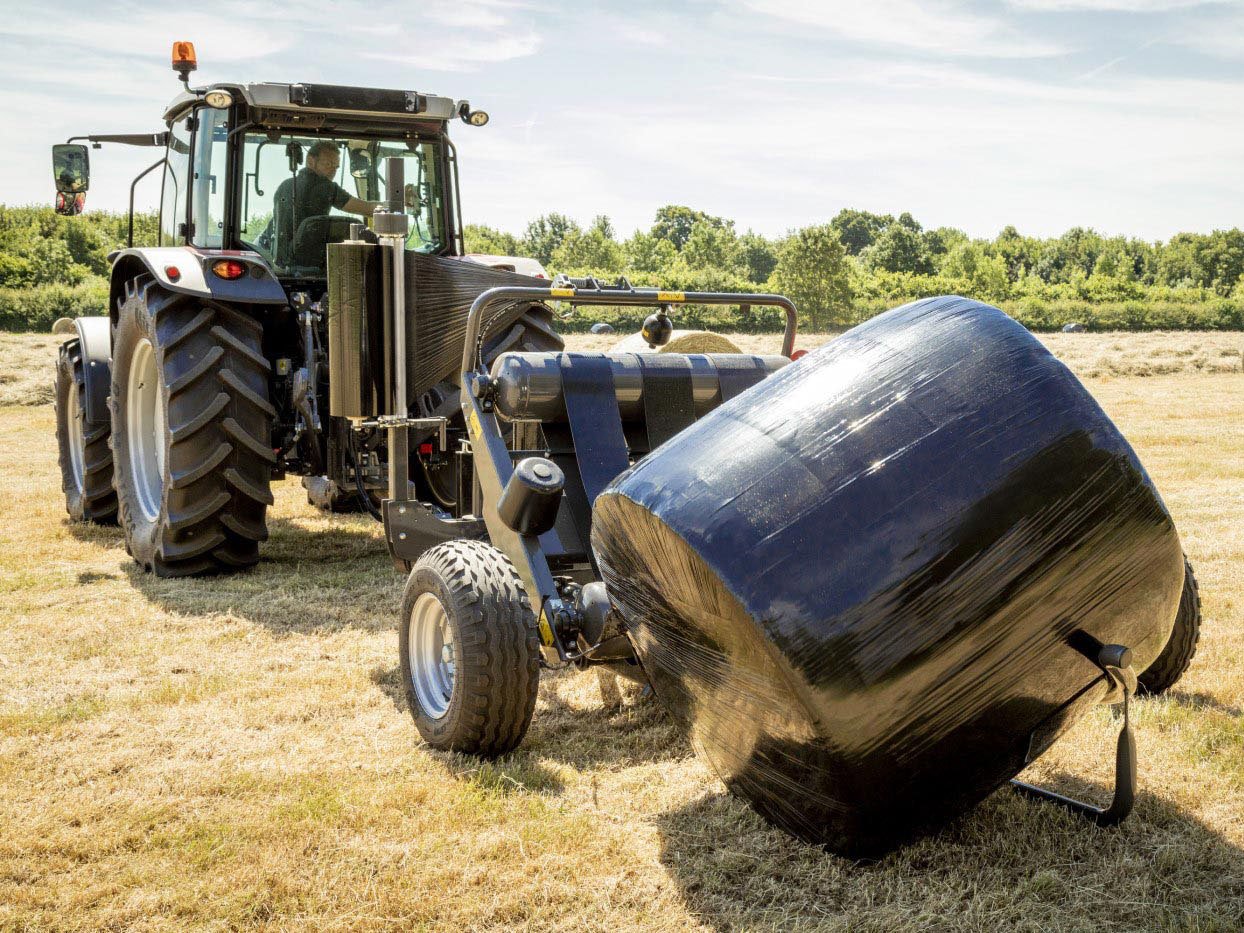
[272,168,352,265]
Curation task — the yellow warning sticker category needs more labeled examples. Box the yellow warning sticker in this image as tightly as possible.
[467,407,482,439]
[657,290,686,302]
[537,608,555,646]
[549,287,575,299]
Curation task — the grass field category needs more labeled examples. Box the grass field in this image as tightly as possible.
[0,330,1241,931]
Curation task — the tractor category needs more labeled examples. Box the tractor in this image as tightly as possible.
[51,42,564,569]
[51,43,1203,851]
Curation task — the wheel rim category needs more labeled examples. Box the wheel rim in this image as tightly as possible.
[409,592,456,719]
[66,378,85,491]
[126,338,165,523]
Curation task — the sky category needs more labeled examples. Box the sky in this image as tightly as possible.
[4,0,1243,242]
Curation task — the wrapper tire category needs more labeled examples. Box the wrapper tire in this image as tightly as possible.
[400,540,540,757]
[592,296,1185,855]
[1137,556,1201,695]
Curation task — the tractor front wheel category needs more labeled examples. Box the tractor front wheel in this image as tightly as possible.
[54,339,117,524]
[399,540,541,756]
[110,276,275,576]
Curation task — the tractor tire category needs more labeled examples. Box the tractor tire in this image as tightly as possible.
[399,539,540,757]
[1137,556,1202,696]
[54,339,118,524]
[110,275,275,577]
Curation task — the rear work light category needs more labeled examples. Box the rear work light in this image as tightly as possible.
[212,259,247,280]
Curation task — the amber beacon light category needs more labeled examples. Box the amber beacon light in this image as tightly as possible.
[171,41,197,83]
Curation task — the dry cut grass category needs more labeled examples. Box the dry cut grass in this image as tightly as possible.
[0,331,1241,930]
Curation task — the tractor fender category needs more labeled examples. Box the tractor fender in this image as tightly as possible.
[107,247,287,329]
[69,316,113,426]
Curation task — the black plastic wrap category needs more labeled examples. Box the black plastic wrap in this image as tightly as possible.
[403,252,549,397]
[326,245,552,408]
[591,296,1184,855]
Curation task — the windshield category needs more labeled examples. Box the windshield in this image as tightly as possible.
[239,131,448,275]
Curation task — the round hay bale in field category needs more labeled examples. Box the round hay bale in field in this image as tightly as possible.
[590,322,615,335]
[611,329,743,355]
[1062,322,1087,333]
[592,295,1185,856]
[52,317,76,336]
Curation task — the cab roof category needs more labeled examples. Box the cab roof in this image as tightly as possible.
[163,82,463,129]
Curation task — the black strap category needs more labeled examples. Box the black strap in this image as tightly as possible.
[639,354,697,449]
[716,355,767,403]
[559,355,631,552]
[540,422,590,562]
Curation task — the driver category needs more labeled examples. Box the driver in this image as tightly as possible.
[272,141,381,267]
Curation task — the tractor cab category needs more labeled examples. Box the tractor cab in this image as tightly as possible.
[51,42,486,285]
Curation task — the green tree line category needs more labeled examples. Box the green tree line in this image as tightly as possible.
[1,203,1241,333]
[469,206,1244,332]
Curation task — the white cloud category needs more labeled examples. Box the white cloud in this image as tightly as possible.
[740,0,1069,57]
[365,31,542,72]
[1009,0,1212,10]
[2,0,1240,242]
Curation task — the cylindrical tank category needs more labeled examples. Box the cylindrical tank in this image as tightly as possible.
[490,351,788,422]
[591,296,1184,856]
[326,240,387,419]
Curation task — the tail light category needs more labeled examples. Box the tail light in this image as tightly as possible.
[212,259,247,280]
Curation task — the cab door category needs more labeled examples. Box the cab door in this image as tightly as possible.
[190,106,230,248]
[159,114,192,245]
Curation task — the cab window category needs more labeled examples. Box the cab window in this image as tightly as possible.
[192,107,229,248]
[239,132,448,276]
[160,116,191,245]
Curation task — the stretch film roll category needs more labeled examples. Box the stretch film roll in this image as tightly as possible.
[591,296,1184,855]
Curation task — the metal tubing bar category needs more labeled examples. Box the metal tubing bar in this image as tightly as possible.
[382,157,410,503]
[128,157,167,248]
[68,133,168,147]
[462,287,799,376]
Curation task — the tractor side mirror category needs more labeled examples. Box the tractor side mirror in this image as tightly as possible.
[52,144,90,215]
[53,144,90,193]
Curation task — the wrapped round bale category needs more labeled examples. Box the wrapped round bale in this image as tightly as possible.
[591,296,1184,856]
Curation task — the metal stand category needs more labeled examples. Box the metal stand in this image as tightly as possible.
[1011,643,1138,826]
[374,158,411,504]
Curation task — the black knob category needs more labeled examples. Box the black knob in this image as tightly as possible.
[498,457,564,536]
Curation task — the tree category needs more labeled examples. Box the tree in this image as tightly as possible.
[682,220,742,273]
[464,224,521,256]
[549,215,624,274]
[738,231,778,284]
[863,223,934,275]
[941,241,1010,301]
[925,226,968,266]
[651,205,729,251]
[829,208,893,255]
[624,231,679,274]
[521,213,579,266]
[770,225,853,330]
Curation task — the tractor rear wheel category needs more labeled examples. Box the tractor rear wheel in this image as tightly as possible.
[54,338,117,524]
[110,275,275,576]
[399,540,540,756]
[1137,556,1202,695]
